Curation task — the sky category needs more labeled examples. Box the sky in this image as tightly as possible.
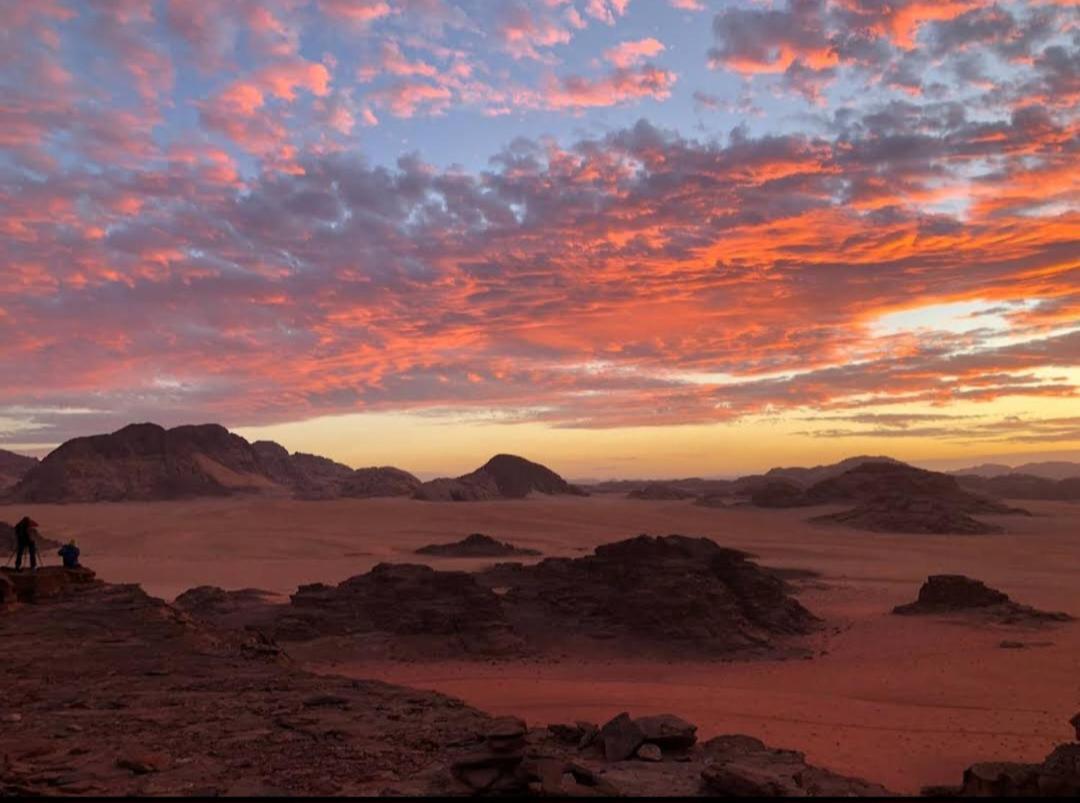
[0,0,1078,478]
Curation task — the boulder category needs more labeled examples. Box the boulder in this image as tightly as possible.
[636,714,697,750]
[636,743,663,762]
[600,712,645,762]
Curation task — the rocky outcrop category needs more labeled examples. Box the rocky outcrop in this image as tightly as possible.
[761,455,905,487]
[251,441,355,498]
[813,497,1005,535]
[628,483,696,501]
[803,461,1020,514]
[7,424,281,503]
[255,534,814,661]
[337,466,421,498]
[4,422,421,503]
[795,461,1030,534]
[173,586,282,630]
[749,480,807,508]
[930,715,1080,797]
[0,566,100,604]
[272,563,524,658]
[0,575,512,798]
[0,449,37,491]
[894,575,1073,625]
[415,533,541,558]
[699,734,893,797]
[478,534,818,657]
[414,454,586,502]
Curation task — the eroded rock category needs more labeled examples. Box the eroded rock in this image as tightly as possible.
[894,575,1073,625]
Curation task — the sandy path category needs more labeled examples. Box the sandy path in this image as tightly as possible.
[4,495,1079,793]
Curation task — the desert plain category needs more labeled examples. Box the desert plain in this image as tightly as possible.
[7,493,1079,794]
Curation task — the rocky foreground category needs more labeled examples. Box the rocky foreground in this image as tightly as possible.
[0,567,893,797]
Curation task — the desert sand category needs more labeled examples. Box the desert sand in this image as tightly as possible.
[4,494,1079,793]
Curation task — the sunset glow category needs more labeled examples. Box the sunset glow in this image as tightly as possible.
[1,0,1078,475]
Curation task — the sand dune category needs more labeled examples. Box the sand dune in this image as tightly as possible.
[3,494,1078,793]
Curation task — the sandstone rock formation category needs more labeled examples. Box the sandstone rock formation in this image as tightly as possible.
[0,448,37,491]
[0,566,99,604]
[251,440,355,498]
[8,423,280,502]
[929,714,1080,797]
[4,422,418,503]
[415,533,541,558]
[749,479,807,508]
[172,586,282,630]
[272,563,525,658]
[217,534,816,662]
[414,454,586,502]
[337,466,421,498]
[894,575,1073,625]
[799,461,1029,534]
[0,574,504,797]
[955,472,1080,502]
[1,569,898,797]
[813,496,1006,535]
[478,534,818,657]
[627,483,696,500]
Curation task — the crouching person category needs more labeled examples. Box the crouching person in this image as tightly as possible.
[58,540,81,569]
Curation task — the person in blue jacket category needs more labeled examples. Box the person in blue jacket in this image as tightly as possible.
[58,540,80,569]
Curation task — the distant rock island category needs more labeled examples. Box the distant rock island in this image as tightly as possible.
[413,454,587,502]
[415,533,542,558]
[3,423,419,503]
[894,575,1073,625]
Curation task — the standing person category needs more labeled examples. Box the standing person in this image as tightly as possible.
[13,516,39,572]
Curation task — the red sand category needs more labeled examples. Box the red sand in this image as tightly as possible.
[5,494,1079,793]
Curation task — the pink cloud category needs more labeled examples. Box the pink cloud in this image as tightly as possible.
[604,38,665,69]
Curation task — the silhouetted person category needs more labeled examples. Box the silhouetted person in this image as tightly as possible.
[14,516,39,571]
[58,540,80,569]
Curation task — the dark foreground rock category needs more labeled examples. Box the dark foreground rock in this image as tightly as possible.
[0,574,499,797]
[929,716,1080,797]
[894,575,1073,625]
[0,572,897,797]
[0,566,99,604]
[443,713,893,798]
[416,533,541,558]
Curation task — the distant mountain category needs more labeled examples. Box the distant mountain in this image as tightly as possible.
[746,460,1028,535]
[0,448,38,491]
[413,454,587,501]
[954,473,1080,502]
[760,455,905,487]
[951,461,1080,481]
[4,423,416,503]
